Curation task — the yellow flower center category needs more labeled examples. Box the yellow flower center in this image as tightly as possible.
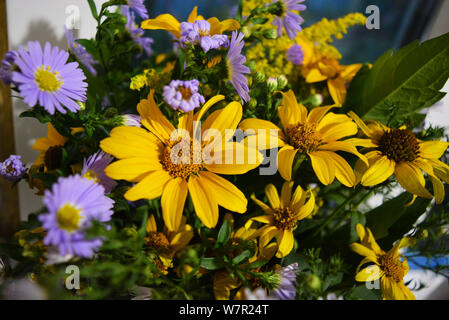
[83,170,100,183]
[44,145,63,170]
[161,139,203,179]
[35,66,64,92]
[378,129,420,163]
[145,231,171,253]
[57,204,83,232]
[178,86,193,100]
[286,122,322,153]
[378,254,406,282]
[273,206,297,231]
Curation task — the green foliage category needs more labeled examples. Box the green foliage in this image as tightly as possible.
[344,32,449,127]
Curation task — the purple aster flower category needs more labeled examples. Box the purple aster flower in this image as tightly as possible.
[126,0,149,20]
[180,20,229,53]
[65,27,98,76]
[121,114,142,127]
[0,155,26,182]
[269,263,299,300]
[122,6,154,57]
[81,150,118,194]
[39,175,114,258]
[286,44,304,65]
[272,0,306,39]
[12,41,87,115]
[0,51,18,85]
[226,31,250,103]
[163,79,205,112]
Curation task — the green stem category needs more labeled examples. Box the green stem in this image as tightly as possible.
[312,186,363,237]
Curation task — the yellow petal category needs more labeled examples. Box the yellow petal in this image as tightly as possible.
[319,141,368,165]
[305,68,328,83]
[278,90,307,128]
[161,177,188,232]
[309,151,336,185]
[141,14,181,38]
[202,101,242,143]
[344,137,378,148]
[280,181,294,209]
[204,142,263,175]
[199,171,247,213]
[187,6,200,23]
[251,215,274,225]
[265,184,280,209]
[307,105,336,123]
[347,111,376,138]
[277,145,298,181]
[428,159,449,183]
[319,119,358,142]
[355,265,383,282]
[146,215,157,233]
[414,158,445,204]
[187,175,218,228]
[340,63,363,81]
[276,230,294,258]
[100,127,161,160]
[259,225,279,248]
[238,118,286,149]
[124,170,171,201]
[250,194,273,214]
[290,185,306,211]
[361,156,395,186]
[419,140,449,159]
[350,242,377,260]
[395,162,433,199]
[327,77,346,105]
[105,158,162,182]
[138,91,176,142]
[47,123,67,145]
[295,190,315,220]
[326,152,356,187]
[193,95,225,134]
[170,224,194,252]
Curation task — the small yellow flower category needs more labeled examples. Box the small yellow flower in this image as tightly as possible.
[145,214,193,269]
[349,111,449,204]
[101,91,263,231]
[248,181,315,258]
[350,224,416,300]
[239,89,368,186]
[296,35,362,105]
[141,6,240,39]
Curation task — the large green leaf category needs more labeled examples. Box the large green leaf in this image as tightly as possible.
[365,192,431,242]
[343,32,449,125]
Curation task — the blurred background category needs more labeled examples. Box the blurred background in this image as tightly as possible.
[1,0,449,299]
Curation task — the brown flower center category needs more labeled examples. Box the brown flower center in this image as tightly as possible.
[273,207,297,231]
[145,231,171,253]
[161,139,203,179]
[178,86,193,100]
[44,145,63,170]
[378,129,419,163]
[378,254,406,282]
[286,122,322,153]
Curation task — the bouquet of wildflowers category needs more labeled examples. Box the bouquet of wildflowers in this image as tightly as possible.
[1,0,449,301]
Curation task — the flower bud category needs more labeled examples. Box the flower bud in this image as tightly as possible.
[254,71,266,83]
[306,274,321,290]
[263,29,278,40]
[267,77,278,92]
[277,75,288,89]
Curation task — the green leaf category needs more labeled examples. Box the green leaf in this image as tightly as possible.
[344,32,449,125]
[365,192,431,242]
[246,259,268,269]
[232,249,252,265]
[87,0,99,21]
[216,218,231,246]
[200,257,224,270]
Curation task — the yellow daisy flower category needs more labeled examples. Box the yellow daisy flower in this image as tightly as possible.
[100,91,263,231]
[296,35,362,105]
[239,89,368,186]
[32,123,67,169]
[145,214,193,271]
[350,224,416,300]
[141,6,240,39]
[248,181,315,258]
[349,111,449,204]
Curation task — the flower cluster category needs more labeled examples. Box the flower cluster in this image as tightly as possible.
[1,0,449,301]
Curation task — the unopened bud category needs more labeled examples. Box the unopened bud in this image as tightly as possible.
[306,274,321,290]
[263,29,278,40]
[277,75,288,89]
[267,77,278,92]
[254,72,266,83]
